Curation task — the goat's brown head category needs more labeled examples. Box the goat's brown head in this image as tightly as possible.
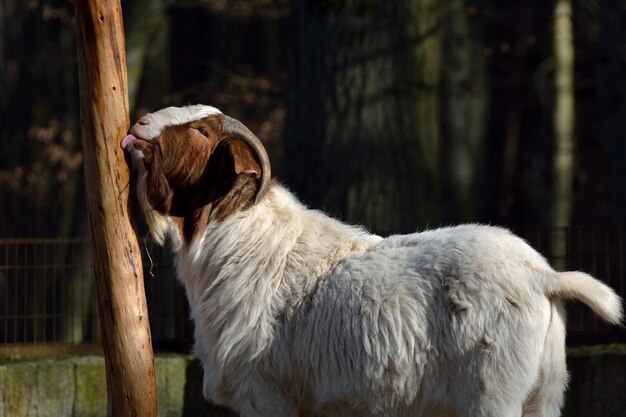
[121,105,271,246]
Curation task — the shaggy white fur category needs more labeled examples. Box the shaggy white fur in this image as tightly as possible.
[125,106,623,417]
[170,186,622,417]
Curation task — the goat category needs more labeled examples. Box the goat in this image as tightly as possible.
[121,104,623,417]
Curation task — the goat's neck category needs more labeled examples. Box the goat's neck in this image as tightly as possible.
[175,186,382,368]
[174,185,381,341]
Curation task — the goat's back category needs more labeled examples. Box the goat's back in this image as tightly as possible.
[288,224,620,416]
[286,225,554,415]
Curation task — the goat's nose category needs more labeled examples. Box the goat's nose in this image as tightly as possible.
[138,118,150,126]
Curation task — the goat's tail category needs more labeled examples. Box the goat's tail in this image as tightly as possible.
[547,271,623,325]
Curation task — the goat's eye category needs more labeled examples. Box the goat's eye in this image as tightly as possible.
[195,126,209,137]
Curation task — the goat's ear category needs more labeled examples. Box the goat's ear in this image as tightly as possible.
[146,156,173,214]
[208,137,261,217]
[212,137,262,184]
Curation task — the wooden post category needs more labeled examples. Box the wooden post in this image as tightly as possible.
[75,2,157,417]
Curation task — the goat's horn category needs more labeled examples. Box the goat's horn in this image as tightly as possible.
[222,115,271,204]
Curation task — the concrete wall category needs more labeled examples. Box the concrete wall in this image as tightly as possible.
[0,347,624,417]
[0,355,193,417]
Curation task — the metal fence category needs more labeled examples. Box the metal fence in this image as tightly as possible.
[0,237,192,355]
[1,226,625,355]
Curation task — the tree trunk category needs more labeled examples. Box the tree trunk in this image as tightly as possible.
[284,0,442,236]
[63,0,169,344]
[74,1,157,417]
[441,0,486,223]
[124,0,169,113]
[552,0,575,269]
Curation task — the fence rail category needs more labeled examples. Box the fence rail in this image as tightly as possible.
[1,226,625,354]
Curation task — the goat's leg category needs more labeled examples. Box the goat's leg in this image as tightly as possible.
[521,303,568,417]
[470,401,523,417]
[459,386,525,417]
[238,389,299,417]
[450,343,542,417]
[202,370,299,417]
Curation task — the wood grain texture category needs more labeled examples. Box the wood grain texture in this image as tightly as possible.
[75,1,157,416]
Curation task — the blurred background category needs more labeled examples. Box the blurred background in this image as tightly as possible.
[1,0,625,353]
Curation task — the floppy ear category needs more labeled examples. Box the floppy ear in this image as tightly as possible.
[211,137,261,186]
[218,137,261,174]
[208,137,262,219]
[146,154,173,214]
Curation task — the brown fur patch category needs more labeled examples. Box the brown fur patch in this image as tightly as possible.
[213,173,259,222]
[146,153,173,213]
[139,116,265,244]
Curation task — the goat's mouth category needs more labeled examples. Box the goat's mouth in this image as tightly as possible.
[121,134,151,160]
[121,133,151,149]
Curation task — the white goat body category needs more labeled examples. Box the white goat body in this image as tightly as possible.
[175,186,621,417]
[122,105,623,417]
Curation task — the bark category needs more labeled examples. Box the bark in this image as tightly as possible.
[74,1,157,416]
[63,0,169,344]
[284,0,442,235]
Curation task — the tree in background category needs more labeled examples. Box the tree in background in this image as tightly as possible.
[441,0,487,223]
[552,0,575,269]
[1,0,625,349]
[0,1,82,238]
[2,0,622,236]
[284,0,442,235]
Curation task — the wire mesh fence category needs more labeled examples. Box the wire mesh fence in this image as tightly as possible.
[1,226,625,354]
[0,237,192,354]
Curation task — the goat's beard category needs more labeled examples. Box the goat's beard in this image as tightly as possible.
[135,164,172,247]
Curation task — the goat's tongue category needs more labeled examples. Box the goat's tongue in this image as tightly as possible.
[121,134,137,149]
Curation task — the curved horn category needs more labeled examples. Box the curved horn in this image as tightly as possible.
[222,115,271,204]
